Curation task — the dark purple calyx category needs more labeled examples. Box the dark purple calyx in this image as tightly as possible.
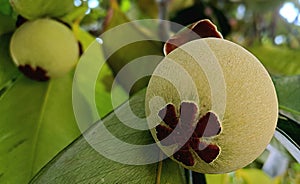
[16,15,28,28]
[164,19,223,55]
[18,64,50,81]
[155,102,222,165]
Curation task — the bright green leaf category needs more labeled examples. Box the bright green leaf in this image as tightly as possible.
[206,173,230,184]
[72,21,126,118]
[235,169,272,184]
[120,0,131,12]
[0,33,19,90]
[61,5,89,25]
[73,25,95,51]
[74,40,127,118]
[248,45,300,75]
[30,90,187,184]
[0,73,87,184]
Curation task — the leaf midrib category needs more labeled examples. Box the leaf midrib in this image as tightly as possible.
[29,80,53,178]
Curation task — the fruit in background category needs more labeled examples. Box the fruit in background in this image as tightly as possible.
[9,0,74,20]
[10,18,79,81]
[145,38,278,173]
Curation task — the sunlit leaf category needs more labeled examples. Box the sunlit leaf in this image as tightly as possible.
[0,73,88,184]
[75,40,127,118]
[73,23,95,51]
[249,45,300,75]
[235,169,273,184]
[120,0,131,12]
[30,90,187,184]
[206,173,230,184]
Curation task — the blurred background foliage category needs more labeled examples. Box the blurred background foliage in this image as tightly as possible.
[73,0,300,183]
[77,0,300,76]
[1,0,300,183]
[77,0,300,46]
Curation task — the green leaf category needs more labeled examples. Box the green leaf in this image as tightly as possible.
[30,90,187,184]
[0,73,87,184]
[272,75,300,162]
[0,14,15,36]
[235,169,272,184]
[0,0,13,16]
[273,75,300,117]
[61,5,89,24]
[74,40,127,118]
[0,33,19,91]
[206,173,229,184]
[73,24,95,51]
[248,45,300,75]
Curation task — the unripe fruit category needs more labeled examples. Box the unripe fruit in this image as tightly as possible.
[145,38,278,173]
[9,0,74,20]
[10,18,79,81]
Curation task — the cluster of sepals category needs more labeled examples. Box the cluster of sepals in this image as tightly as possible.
[155,102,222,166]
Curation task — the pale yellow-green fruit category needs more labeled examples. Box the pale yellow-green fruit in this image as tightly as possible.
[10,0,74,20]
[10,18,79,80]
[145,38,278,173]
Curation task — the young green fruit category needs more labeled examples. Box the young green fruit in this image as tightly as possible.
[10,18,79,81]
[145,38,278,173]
[9,0,74,20]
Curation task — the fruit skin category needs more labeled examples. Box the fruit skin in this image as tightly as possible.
[145,38,278,173]
[10,18,79,81]
[9,0,74,20]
